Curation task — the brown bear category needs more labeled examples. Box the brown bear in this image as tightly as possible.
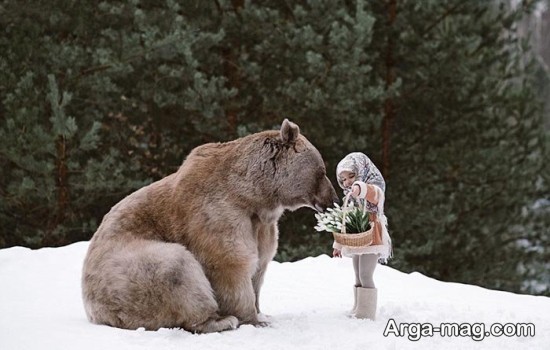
[81,119,337,333]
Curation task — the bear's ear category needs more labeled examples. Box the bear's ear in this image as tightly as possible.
[280,119,300,144]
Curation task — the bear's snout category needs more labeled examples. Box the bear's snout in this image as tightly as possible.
[313,177,338,212]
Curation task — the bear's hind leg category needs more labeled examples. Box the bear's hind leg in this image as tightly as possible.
[86,240,233,332]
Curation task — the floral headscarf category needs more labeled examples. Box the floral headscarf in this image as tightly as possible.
[336,152,385,212]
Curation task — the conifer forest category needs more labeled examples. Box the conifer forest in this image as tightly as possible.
[1,0,549,295]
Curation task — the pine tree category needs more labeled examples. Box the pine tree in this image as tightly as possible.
[0,2,150,246]
[209,0,387,258]
[373,0,547,294]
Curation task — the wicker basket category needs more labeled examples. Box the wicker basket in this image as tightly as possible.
[332,193,375,247]
[332,229,374,247]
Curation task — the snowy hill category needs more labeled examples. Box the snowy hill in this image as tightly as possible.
[0,242,548,350]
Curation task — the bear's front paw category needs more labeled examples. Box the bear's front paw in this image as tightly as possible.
[257,313,272,324]
[253,313,272,328]
[238,314,272,328]
[222,316,239,330]
[254,321,270,328]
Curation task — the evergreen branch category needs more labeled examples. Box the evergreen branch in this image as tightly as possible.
[213,0,223,15]
[0,153,50,176]
[500,234,544,247]
[419,2,466,38]
[446,182,518,243]
[71,64,113,82]
[67,33,200,85]
[280,0,296,21]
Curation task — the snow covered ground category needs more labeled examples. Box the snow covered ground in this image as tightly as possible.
[1,242,549,350]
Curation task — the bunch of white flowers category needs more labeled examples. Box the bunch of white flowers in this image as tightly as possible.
[314,201,371,234]
[314,202,347,233]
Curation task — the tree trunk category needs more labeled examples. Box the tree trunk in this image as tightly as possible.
[381,0,397,178]
[44,135,70,246]
[222,0,244,137]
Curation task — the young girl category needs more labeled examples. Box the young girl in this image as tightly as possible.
[333,152,392,320]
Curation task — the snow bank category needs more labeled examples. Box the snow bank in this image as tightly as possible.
[0,242,548,350]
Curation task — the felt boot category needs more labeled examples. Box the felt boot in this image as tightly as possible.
[348,286,359,316]
[354,287,377,320]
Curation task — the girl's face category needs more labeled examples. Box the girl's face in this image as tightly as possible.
[339,171,356,189]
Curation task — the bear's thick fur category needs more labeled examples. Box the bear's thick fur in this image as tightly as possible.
[81,119,337,333]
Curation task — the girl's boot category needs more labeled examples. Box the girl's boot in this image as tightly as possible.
[348,286,359,316]
[354,287,377,320]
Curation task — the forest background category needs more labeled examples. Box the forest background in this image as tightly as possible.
[1,0,549,296]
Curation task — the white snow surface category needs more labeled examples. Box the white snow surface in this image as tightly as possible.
[1,242,549,350]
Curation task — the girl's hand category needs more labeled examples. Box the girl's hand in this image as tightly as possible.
[333,248,342,258]
[350,182,382,205]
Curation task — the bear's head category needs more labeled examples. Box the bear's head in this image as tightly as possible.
[247,119,338,214]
